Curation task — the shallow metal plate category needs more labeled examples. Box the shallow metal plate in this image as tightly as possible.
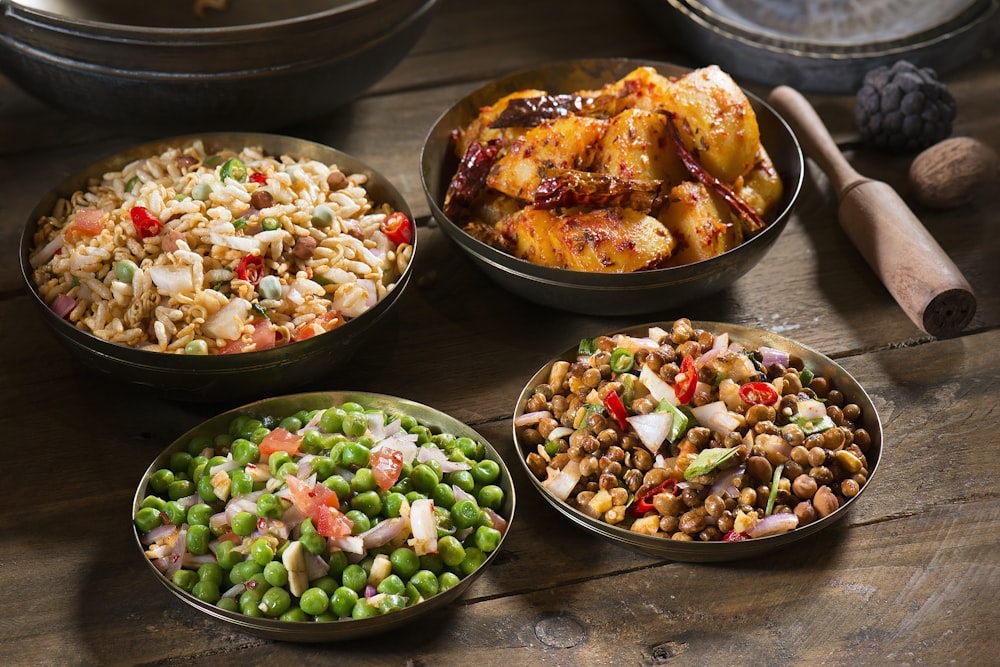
[512,321,882,562]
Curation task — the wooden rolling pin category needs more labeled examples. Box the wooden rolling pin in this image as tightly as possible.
[768,86,976,338]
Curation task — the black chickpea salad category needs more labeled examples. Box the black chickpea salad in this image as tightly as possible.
[134,399,509,623]
[29,139,413,354]
[517,319,874,542]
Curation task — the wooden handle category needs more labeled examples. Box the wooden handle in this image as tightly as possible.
[768,86,976,337]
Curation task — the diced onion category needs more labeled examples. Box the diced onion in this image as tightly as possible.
[542,459,581,501]
[514,411,551,427]
[626,412,674,454]
[797,398,827,420]
[639,364,678,405]
[746,512,799,538]
[760,346,790,368]
[202,297,251,340]
[690,401,743,436]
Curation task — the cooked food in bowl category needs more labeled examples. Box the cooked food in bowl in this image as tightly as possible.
[516,318,874,543]
[28,139,413,355]
[133,393,513,635]
[444,65,784,272]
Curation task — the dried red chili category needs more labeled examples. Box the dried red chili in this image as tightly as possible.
[630,478,676,517]
[236,254,264,285]
[130,206,162,239]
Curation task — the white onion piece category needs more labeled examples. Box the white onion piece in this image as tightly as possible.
[360,516,407,549]
[542,459,581,501]
[627,412,673,454]
[148,265,195,296]
[30,234,65,268]
[372,434,419,466]
[639,364,678,405]
[208,232,259,253]
[202,297,251,340]
[140,523,177,545]
[546,426,574,442]
[690,401,743,437]
[304,553,330,581]
[328,535,365,555]
[514,410,552,427]
[797,399,827,420]
[746,512,799,538]
[408,498,437,556]
[759,346,790,368]
[483,507,508,535]
[708,464,746,498]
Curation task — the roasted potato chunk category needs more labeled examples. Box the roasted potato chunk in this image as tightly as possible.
[593,108,687,187]
[454,88,547,158]
[734,145,784,220]
[657,181,741,265]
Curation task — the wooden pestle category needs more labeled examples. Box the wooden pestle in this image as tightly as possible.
[768,85,976,338]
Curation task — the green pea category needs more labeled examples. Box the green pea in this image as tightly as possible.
[184,339,208,355]
[299,531,327,556]
[198,562,224,587]
[382,492,406,518]
[408,425,432,445]
[216,597,239,613]
[477,484,505,511]
[168,451,192,474]
[472,459,501,485]
[278,415,303,432]
[431,432,455,448]
[327,550,349,579]
[346,510,370,535]
[250,538,275,565]
[445,469,476,494]
[310,575,339,597]
[351,490,382,517]
[310,456,336,480]
[351,599,380,619]
[168,479,194,500]
[186,524,211,555]
[115,259,139,283]
[430,482,456,509]
[231,438,259,465]
[191,183,212,201]
[299,587,330,616]
[263,560,289,587]
[259,274,282,300]
[256,493,282,518]
[196,475,219,503]
[451,499,482,530]
[192,579,221,604]
[140,495,167,512]
[269,451,293,476]
[277,461,299,479]
[341,412,369,438]
[437,535,466,568]
[280,607,308,622]
[231,511,256,536]
[188,435,213,456]
[220,158,248,183]
[377,574,405,596]
[134,507,162,533]
[410,464,439,494]
[341,564,368,593]
[389,476,413,496]
[350,467,376,493]
[259,586,290,617]
[261,216,281,231]
[249,426,271,445]
[216,541,242,570]
[323,474,351,501]
[434,506,456,537]
[240,600,264,617]
[161,500,186,526]
[342,441,371,468]
[233,417,262,441]
[330,586,358,617]
[438,571,461,592]
[318,407,345,434]
[410,569,440,599]
[310,204,335,228]
[377,594,407,614]
[396,414,418,431]
[230,470,253,497]
[146,469,173,495]
[404,491,427,505]
[389,547,420,580]
[454,436,484,461]
[172,569,198,592]
[187,503,214,526]
[229,560,263,585]
[419,553,444,575]
[459,547,487,576]
[474,525,502,553]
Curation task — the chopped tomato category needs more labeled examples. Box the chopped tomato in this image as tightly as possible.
[293,310,343,341]
[380,211,413,245]
[250,319,276,351]
[218,337,246,354]
[674,354,698,405]
[313,505,353,538]
[285,474,340,514]
[370,447,404,491]
[258,427,302,461]
[68,209,106,236]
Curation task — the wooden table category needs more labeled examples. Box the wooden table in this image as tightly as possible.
[2,1,998,664]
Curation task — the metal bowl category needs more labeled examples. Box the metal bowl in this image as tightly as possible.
[0,0,439,129]
[132,391,517,641]
[512,321,882,562]
[19,133,416,402]
[419,58,803,316]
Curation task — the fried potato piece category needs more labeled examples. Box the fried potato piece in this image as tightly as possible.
[496,206,675,272]
[592,108,687,188]
[487,116,607,201]
[657,181,742,265]
[662,65,759,184]
[734,145,784,220]
[582,66,675,116]
[454,88,547,158]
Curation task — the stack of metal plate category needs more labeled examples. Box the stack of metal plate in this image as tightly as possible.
[636,0,999,92]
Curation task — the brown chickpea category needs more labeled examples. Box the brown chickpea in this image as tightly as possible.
[671,317,694,343]
[631,395,657,415]
[525,393,548,413]
[841,478,861,498]
[580,434,601,455]
[595,335,615,351]
[623,468,643,492]
[658,362,680,381]
[680,486,702,508]
[537,417,559,439]
[809,465,834,485]
[746,455,773,483]
[812,485,840,517]
[632,448,653,471]
[781,423,805,448]
[766,363,786,381]
[739,487,758,507]
[782,371,803,395]
[808,375,829,397]
[586,411,608,434]
[753,420,780,437]
[526,452,547,479]
[794,500,818,526]
[842,403,862,422]
[643,468,670,488]
[583,367,603,388]
[659,516,679,534]
[671,532,695,541]
[610,487,629,506]
[746,404,776,428]
[520,428,544,448]
[717,513,735,534]
[807,446,827,468]
[596,428,618,448]
[790,445,811,466]
[603,461,623,478]
[550,394,568,418]
[827,404,845,427]
[853,428,872,453]
[704,494,726,519]
[696,329,714,352]
[534,383,555,400]
[822,427,846,451]
[699,526,722,542]
[791,474,818,500]
[679,509,707,534]
[644,350,665,373]
[565,447,582,462]
[599,472,618,492]
[620,434,642,451]
[579,455,600,478]
[783,460,804,480]
[827,389,844,406]
[653,493,683,516]
[604,506,626,525]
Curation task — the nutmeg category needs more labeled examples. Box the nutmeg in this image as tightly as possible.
[908,136,999,209]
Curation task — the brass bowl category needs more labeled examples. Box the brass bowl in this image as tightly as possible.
[19,133,416,402]
[420,58,803,316]
[132,391,517,641]
[512,321,882,562]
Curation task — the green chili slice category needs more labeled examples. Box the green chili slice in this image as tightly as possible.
[610,347,635,373]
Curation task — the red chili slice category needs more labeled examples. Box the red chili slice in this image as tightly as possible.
[250,172,268,184]
[236,254,264,285]
[674,354,698,405]
[738,381,779,406]
[130,206,162,239]
[380,211,413,245]
[630,478,676,517]
[602,390,629,431]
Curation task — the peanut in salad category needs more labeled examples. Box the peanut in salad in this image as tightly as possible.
[518,318,873,542]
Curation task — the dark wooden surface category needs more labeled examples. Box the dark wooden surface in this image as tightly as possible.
[2,1,999,665]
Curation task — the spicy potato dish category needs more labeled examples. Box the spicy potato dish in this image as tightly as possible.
[443,65,784,272]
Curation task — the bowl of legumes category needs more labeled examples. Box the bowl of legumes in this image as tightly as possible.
[513,318,881,562]
[21,133,416,402]
[132,391,515,641]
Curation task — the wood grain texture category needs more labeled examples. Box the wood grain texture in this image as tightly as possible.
[1,0,999,665]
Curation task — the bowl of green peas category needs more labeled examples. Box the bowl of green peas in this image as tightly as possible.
[132,391,516,641]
